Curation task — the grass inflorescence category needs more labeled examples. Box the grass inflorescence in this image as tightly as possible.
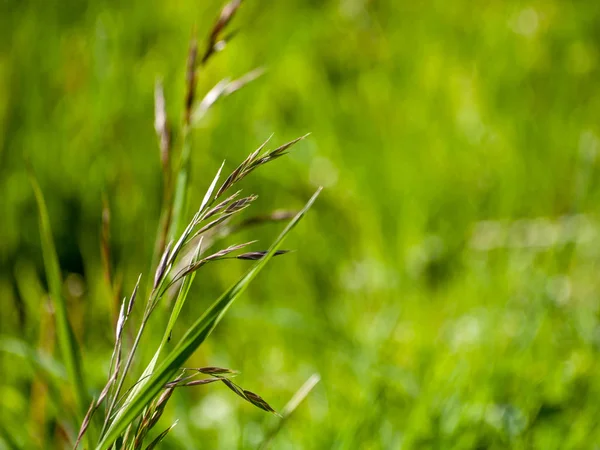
[30,1,321,448]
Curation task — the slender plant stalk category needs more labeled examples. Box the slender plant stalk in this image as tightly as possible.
[30,177,89,425]
[96,188,321,450]
[71,3,323,448]
[167,32,197,245]
[259,374,321,449]
[100,306,148,436]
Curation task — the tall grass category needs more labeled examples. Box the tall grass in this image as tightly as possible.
[5,0,600,447]
[29,2,321,448]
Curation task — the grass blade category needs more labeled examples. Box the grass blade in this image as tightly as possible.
[259,373,321,450]
[30,177,88,423]
[96,188,321,450]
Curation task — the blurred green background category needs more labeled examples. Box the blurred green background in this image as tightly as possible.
[2,0,600,448]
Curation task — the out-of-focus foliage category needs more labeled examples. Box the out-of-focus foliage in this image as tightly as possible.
[2,0,600,448]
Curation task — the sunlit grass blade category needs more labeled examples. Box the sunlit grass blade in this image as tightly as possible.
[96,188,322,450]
[259,373,321,450]
[30,176,88,424]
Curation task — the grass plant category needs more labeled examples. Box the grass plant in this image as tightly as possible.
[29,2,320,448]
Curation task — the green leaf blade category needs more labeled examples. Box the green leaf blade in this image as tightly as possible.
[30,177,88,422]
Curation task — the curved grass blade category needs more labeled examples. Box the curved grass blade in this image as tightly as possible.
[30,177,88,424]
[96,188,321,450]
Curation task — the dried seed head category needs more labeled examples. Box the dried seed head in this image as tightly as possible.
[243,389,278,415]
[225,195,257,214]
[142,387,176,433]
[219,378,279,415]
[127,273,141,316]
[168,226,192,268]
[74,399,97,449]
[185,34,198,125]
[191,213,235,240]
[115,297,126,341]
[216,134,309,198]
[182,378,221,387]
[156,386,175,408]
[214,0,242,37]
[215,166,242,199]
[236,250,289,261]
[241,134,310,178]
[221,378,245,398]
[268,133,310,158]
[215,135,272,199]
[165,377,219,388]
[197,366,238,375]
[204,190,242,220]
[204,241,257,262]
[154,241,173,290]
[203,0,243,63]
[244,134,273,167]
[154,79,171,170]
[97,358,120,406]
[171,240,255,282]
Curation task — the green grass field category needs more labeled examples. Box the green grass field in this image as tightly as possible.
[2,0,600,448]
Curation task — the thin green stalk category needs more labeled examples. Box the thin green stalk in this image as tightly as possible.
[100,287,159,438]
[259,374,321,449]
[168,124,193,244]
[96,188,321,450]
[30,177,89,438]
[169,32,198,245]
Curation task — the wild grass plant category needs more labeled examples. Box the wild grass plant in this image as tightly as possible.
[5,0,600,448]
[30,2,320,448]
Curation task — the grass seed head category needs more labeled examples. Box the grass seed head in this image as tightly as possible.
[184,34,198,125]
[203,0,243,63]
[237,250,289,260]
[154,241,173,290]
[154,79,171,171]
